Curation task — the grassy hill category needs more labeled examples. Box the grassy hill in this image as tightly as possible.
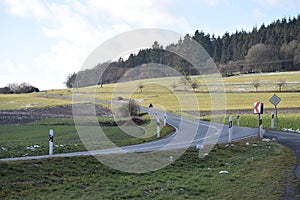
[1,71,299,111]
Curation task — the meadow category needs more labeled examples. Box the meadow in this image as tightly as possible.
[0,71,299,110]
[0,137,297,199]
[0,115,174,159]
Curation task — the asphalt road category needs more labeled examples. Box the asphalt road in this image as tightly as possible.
[0,109,258,161]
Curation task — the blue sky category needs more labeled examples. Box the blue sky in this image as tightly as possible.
[0,0,299,90]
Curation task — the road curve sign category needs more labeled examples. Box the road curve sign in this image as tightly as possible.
[254,102,261,114]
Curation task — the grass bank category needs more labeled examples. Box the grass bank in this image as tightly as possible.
[0,137,297,199]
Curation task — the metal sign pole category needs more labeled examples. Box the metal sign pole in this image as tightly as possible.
[275,105,278,128]
[258,114,260,138]
[259,114,263,138]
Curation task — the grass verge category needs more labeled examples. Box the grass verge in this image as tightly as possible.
[203,113,300,130]
[0,137,298,199]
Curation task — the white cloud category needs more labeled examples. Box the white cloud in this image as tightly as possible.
[88,0,189,29]
[3,0,49,20]
[1,0,191,89]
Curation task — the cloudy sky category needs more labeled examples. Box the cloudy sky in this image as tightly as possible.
[0,0,299,90]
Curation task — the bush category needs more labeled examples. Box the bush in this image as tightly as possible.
[0,87,12,94]
[118,99,140,117]
[0,82,39,94]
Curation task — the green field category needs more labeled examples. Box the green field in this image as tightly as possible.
[0,116,174,159]
[0,71,299,111]
[0,137,297,199]
[202,113,300,130]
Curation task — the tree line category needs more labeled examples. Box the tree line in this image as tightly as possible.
[0,82,39,94]
[65,15,300,88]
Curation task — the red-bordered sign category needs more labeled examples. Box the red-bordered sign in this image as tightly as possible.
[253,102,263,114]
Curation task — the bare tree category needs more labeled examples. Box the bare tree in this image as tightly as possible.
[119,99,140,117]
[138,82,144,93]
[277,79,286,92]
[191,81,199,92]
[245,43,280,72]
[171,82,177,91]
[179,75,191,90]
[252,79,261,92]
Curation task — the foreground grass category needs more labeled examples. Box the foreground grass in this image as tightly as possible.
[0,137,297,199]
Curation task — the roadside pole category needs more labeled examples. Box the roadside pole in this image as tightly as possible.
[271,112,275,129]
[237,115,240,126]
[163,113,167,126]
[49,129,54,155]
[275,105,278,128]
[228,116,233,142]
[258,114,263,138]
[156,116,160,138]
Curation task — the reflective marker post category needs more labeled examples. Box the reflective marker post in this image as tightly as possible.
[49,129,54,155]
[228,116,233,142]
[163,113,167,126]
[237,115,240,126]
[156,117,160,138]
[271,112,274,129]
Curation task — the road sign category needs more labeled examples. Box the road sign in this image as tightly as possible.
[269,94,281,128]
[269,94,281,106]
[253,102,263,114]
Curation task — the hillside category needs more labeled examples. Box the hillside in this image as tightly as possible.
[65,15,300,88]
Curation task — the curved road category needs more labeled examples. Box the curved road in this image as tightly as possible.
[1,95,299,185]
[0,107,258,161]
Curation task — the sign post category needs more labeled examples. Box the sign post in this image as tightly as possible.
[259,114,263,138]
[228,116,233,142]
[254,102,263,138]
[49,129,54,155]
[269,94,281,128]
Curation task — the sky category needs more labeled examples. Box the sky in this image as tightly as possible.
[0,0,299,90]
